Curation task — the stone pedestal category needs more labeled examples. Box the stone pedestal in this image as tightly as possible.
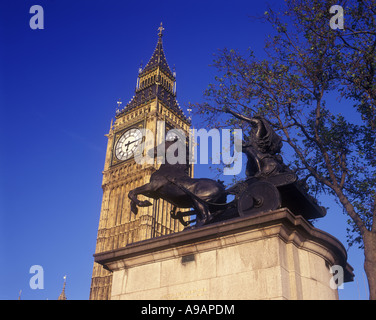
[94,208,354,300]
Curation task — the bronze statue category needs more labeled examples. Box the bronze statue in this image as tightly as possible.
[128,113,326,229]
[224,108,285,177]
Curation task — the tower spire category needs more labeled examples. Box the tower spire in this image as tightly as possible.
[138,23,173,79]
[116,23,190,122]
[58,275,67,300]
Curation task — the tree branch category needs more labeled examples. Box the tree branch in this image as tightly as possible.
[372,193,376,232]
[339,153,348,189]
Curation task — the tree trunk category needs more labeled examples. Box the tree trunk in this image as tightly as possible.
[363,230,376,300]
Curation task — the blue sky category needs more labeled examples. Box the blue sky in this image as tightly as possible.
[0,0,369,300]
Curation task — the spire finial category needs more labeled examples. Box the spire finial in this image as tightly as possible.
[158,22,164,37]
[116,99,122,114]
[187,107,192,120]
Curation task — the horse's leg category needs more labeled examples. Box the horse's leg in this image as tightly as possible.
[128,184,153,215]
[171,206,189,226]
[191,198,210,227]
[171,207,197,227]
[128,184,153,206]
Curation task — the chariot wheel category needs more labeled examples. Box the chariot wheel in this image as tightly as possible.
[238,181,281,217]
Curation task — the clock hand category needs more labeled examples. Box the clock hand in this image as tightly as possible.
[123,138,141,152]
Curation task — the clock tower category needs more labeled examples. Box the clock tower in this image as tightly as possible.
[90,24,191,300]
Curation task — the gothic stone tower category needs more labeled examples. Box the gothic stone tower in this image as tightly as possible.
[90,24,191,300]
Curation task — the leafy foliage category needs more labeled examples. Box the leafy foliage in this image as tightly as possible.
[194,0,376,251]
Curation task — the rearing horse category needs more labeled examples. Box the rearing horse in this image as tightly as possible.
[128,138,227,227]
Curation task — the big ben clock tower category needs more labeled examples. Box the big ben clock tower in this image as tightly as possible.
[90,24,192,300]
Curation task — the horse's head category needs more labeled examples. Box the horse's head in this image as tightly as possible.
[148,137,177,157]
[148,137,188,165]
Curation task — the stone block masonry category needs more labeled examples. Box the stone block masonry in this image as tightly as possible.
[94,208,354,300]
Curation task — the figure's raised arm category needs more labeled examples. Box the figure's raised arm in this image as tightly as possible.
[224,107,258,126]
[224,107,268,140]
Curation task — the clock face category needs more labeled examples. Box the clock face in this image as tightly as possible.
[115,128,143,161]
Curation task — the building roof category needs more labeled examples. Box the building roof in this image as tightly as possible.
[116,23,190,122]
[139,23,175,79]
